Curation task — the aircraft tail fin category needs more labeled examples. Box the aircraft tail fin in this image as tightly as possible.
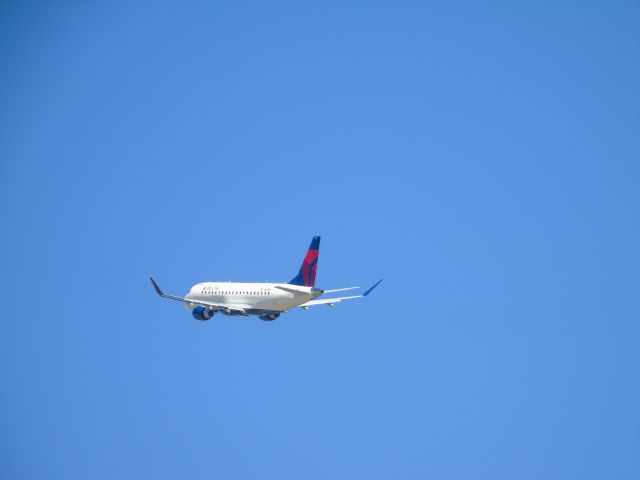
[289,236,320,287]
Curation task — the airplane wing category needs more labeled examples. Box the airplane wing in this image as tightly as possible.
[299,279,383,309]
[185,299,250,315]
[150,277,249,315]
[277,285,360,294]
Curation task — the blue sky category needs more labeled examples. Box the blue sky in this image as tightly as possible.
[1,1,638,478]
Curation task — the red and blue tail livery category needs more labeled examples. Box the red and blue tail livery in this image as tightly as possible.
[150,235,382,321]
[289,235,320,287]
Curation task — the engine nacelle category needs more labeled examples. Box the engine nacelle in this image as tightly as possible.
[259,313,280,321]
[192,306,215,321]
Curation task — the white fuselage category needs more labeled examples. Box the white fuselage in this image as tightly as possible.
[184,282,323,314]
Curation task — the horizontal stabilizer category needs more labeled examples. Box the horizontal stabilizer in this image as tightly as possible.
[323,286,360,293]
[275,285,309,294]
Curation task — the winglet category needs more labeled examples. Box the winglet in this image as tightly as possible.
[150,277,164,296]
[363,279,383,297]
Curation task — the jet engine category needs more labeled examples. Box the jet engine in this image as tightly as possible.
[259,313,280,321]
[192,306,215,321]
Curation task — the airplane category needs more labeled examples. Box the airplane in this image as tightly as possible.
[150,236,382,321]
